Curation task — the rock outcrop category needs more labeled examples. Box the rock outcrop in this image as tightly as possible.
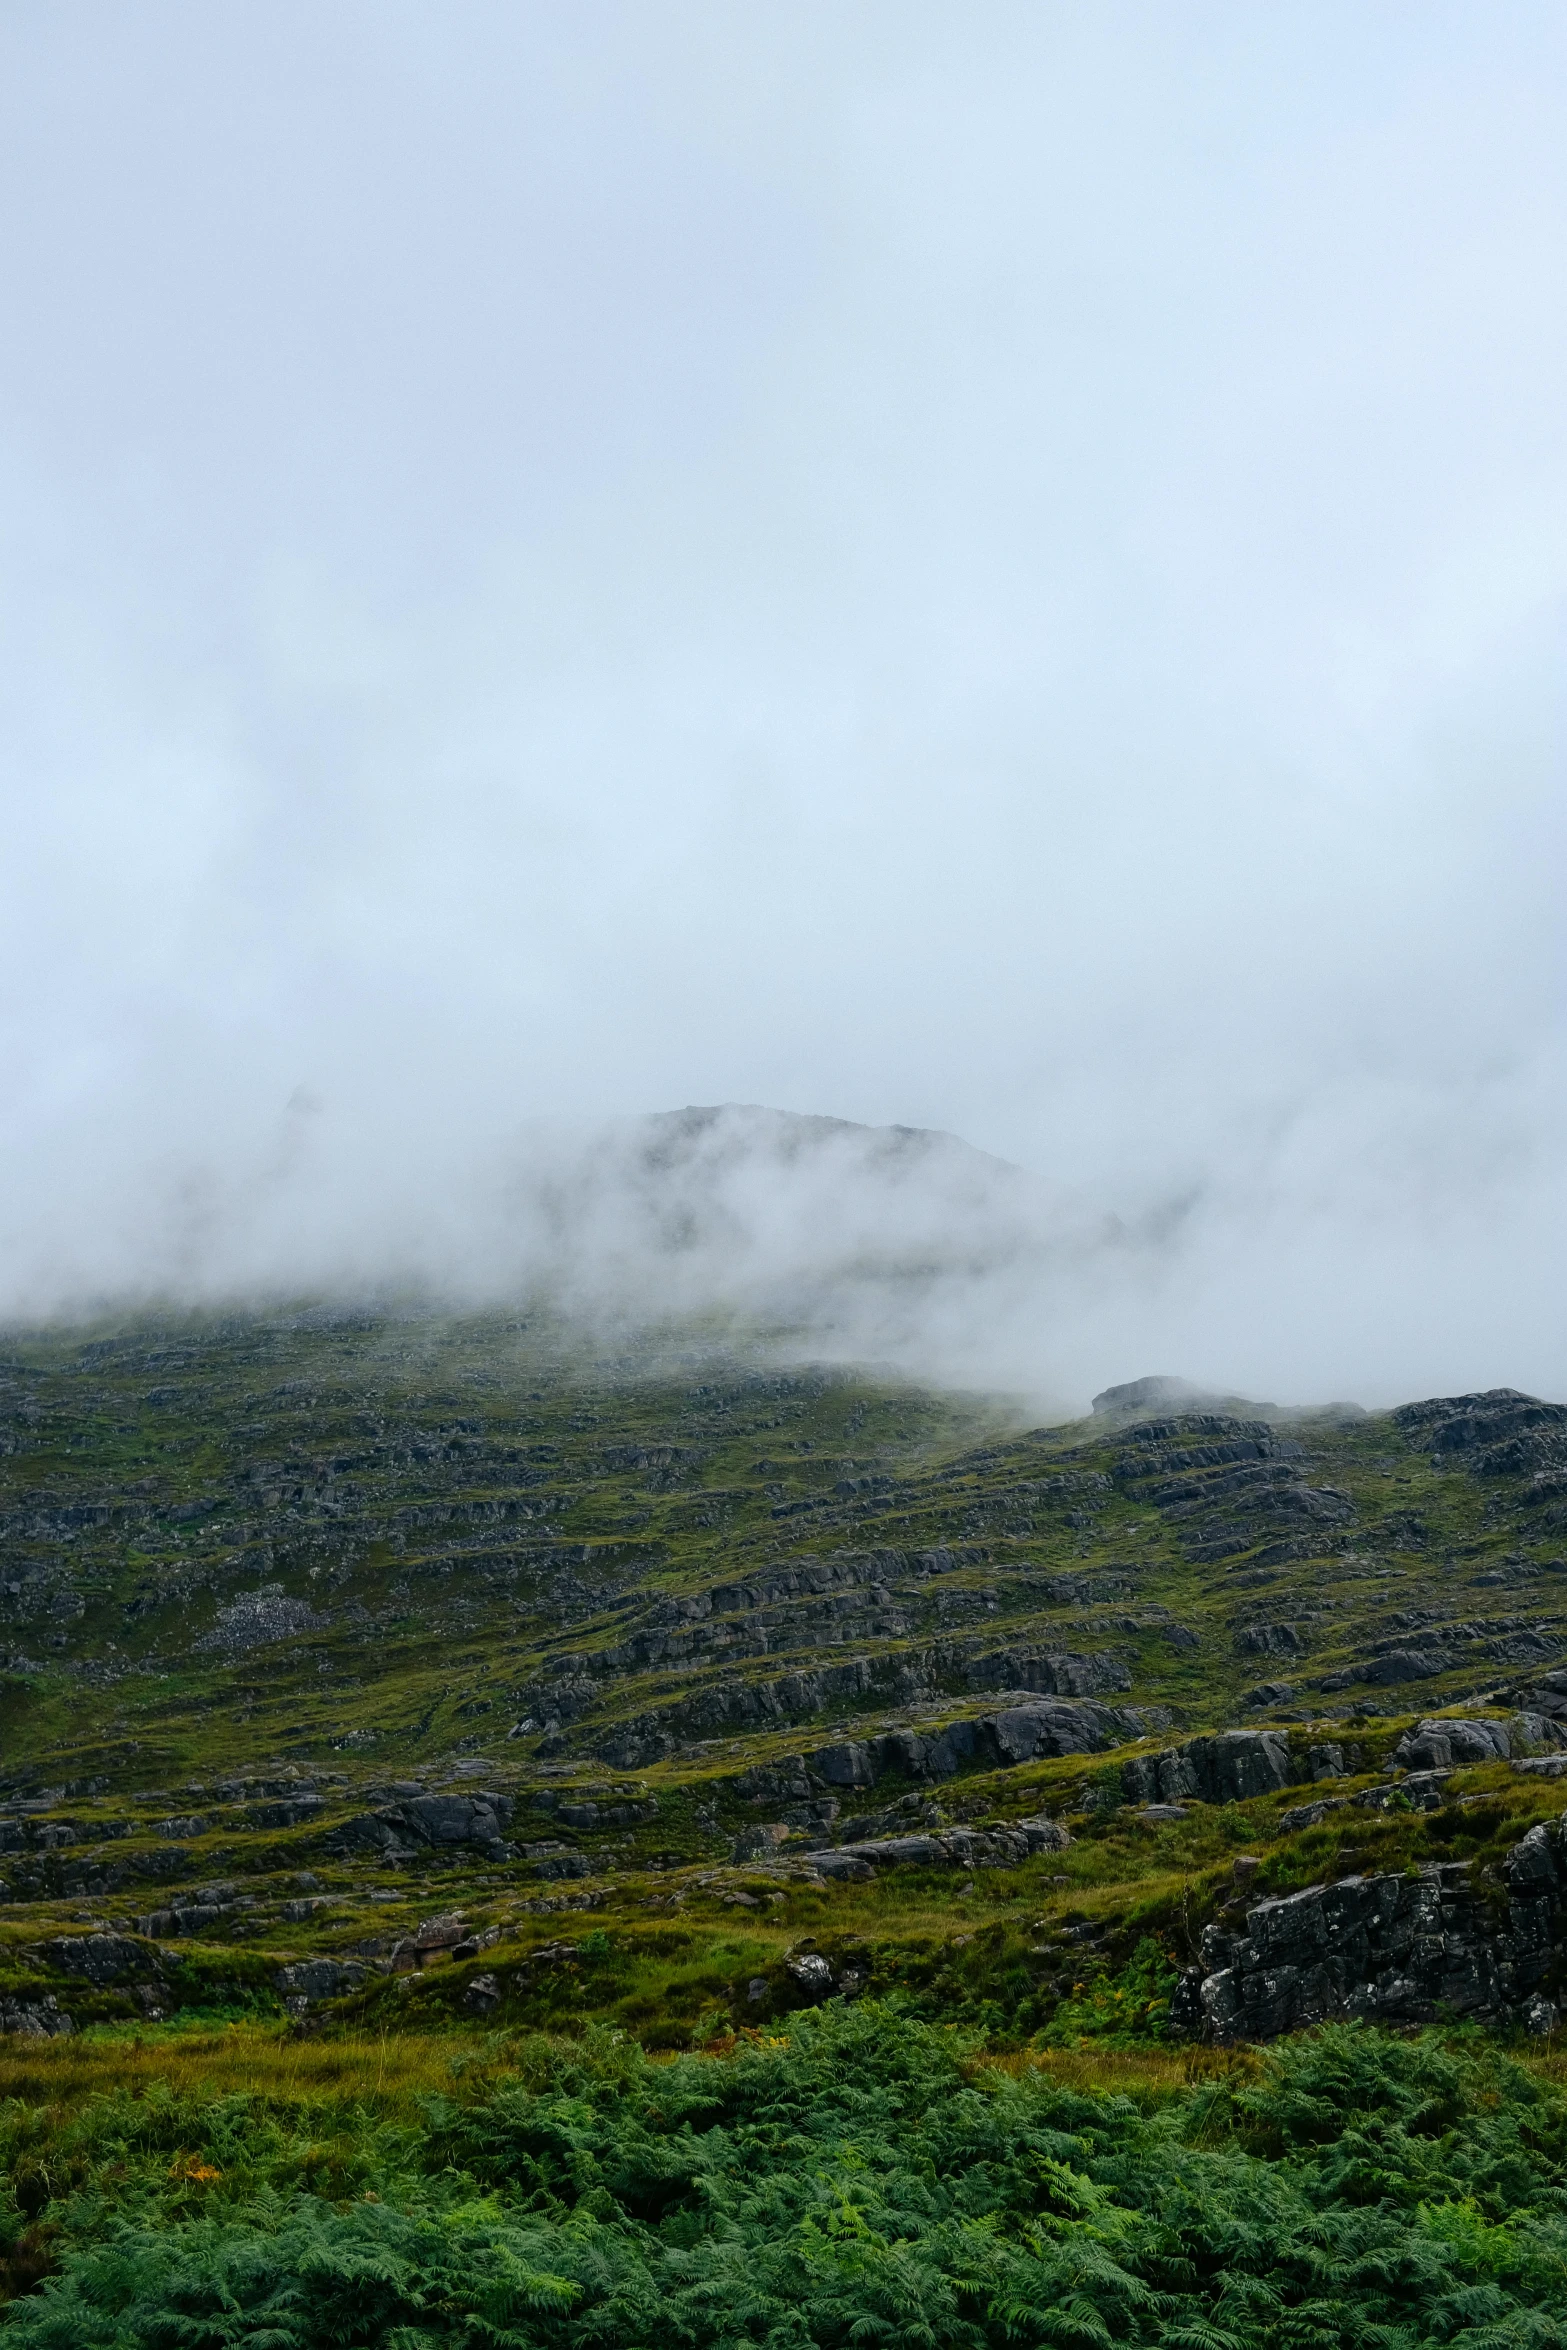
[808,1817,1068,1879]
[1120,1729,1317,1808]
[1173,1810,1567,2041]
[0,1994,72,2036]
[331,1790,516,1862]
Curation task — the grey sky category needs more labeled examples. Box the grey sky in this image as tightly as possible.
[1,2,1563,1405]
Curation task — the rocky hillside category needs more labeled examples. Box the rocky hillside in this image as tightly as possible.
[3,1305,1567,2050]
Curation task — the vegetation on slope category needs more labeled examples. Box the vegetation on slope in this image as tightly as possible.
[8,2007,1567,2344]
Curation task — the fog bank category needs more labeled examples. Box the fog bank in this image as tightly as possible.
[1,5,1563,1408]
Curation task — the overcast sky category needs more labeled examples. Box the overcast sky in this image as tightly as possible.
[1,2,1563,1405]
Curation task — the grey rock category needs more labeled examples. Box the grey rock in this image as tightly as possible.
[463,1972,501,2015]
[731,1823,793,1861]
[274,1957,367,2004]
[1364,1647,1454,1684]
[810,1850,878,1880]
[246,1796,326,1830]
[43,1933,161,1985]
[1178,1809,1567,2040]
[1393,1718,1511,1769]
[805,1817,1066,1874]
[0,1994,72,2036]
[334,1790,514,1860]
[198,1584,327,1656]
[1122,1729,1294,1809]
[1280,1797,1348,1830]
[786,1951,834,1996]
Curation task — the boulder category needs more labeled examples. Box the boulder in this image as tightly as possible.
[334,1790,515,1860]
[274,1957,368,2005]
[1393,1718,1511,1769]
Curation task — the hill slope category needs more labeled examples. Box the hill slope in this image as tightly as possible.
[3,1303,1567,2060]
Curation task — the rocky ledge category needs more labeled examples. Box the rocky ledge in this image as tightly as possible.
[1174,1808,1567,2041]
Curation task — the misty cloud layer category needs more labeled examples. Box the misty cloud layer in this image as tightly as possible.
[1,3,1563,1407]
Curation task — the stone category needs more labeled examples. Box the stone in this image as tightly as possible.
[809,1850,878,1881]
[1394,1718,1512,1768]
[805,1817,1066,1875]
[1121,1729,1294,1809]
[273,1958,368,2005]
[43,1934,161,1985]
[0,1994,72,2037]
[463,1973,500,2016]
[786,1951,834,1997]
[1175,1810,1567,2041]
[334,1790,515,1861]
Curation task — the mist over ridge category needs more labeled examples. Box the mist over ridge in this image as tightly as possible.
[0,1095,1556,1421]
[2,6,1564,1413]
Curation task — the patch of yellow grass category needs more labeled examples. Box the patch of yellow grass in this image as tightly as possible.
[0,2022,523,2119]
[972,2041,1262,2099]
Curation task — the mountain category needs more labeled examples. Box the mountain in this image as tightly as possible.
[4,1298,1567,2047]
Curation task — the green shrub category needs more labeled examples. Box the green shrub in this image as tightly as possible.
[8,2012,1567,2344]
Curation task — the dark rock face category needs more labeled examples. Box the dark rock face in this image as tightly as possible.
[1174,1811,1567,2041]
[1363,1646,1454,1685]
[807,1816,1068,1877]
[1121,1730,1297,1808]
[0,1994,73,2036]
[333,1790,515,1860]
[798,1699,1149,1795]
[1393,1391,1567,1481]
[42,1933,161,1985]
[275,1957,368,2006]
[588,1650,1133,1768]
[1108,1414,1353,1569]
[1394,1717,1513,1769]
[245,1795,326,1830]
